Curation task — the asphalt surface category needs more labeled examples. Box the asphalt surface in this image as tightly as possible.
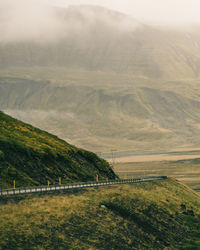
[0,176,167,196]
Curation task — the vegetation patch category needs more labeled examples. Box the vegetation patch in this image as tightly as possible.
[0,178,200,249]
[0,111,116,189]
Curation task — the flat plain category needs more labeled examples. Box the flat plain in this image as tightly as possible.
[113,155,200,190]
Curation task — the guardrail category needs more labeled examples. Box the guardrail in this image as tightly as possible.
[0,176,167,196]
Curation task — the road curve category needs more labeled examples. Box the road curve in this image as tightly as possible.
[0,176,167,196]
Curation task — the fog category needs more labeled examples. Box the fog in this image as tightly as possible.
[50,0,200,25]
[0,0,66,43]
[0,0,141,44]
[0,0,200,44]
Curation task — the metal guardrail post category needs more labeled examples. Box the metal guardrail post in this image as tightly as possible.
[0,176,167,196]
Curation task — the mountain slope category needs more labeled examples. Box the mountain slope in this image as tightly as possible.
[2,76,200,152]
[2,5,200,152]
[1,5,200,80]
[0,111,116,189]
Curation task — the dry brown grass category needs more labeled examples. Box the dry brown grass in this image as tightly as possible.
[0,178,200,249]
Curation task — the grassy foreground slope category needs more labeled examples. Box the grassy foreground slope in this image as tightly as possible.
[0,178,200,249]
[0,111,116,189]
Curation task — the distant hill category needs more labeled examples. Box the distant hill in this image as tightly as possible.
[2,75,200,153]
[1,5,200,80]
[0,111,116,189]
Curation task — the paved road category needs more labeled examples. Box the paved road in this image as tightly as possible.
[0,176,167,196]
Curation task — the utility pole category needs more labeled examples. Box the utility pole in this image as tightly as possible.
[111,149,116,166]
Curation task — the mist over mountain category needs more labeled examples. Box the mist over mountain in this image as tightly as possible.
[1,4,200,152]
[1,5,200,79]
[0,3,140,43]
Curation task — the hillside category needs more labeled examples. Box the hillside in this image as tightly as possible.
[0,178,200,249]
[1,5,200,153]
[1,5,200,80]
[1,75,200,152]
[0,111,116,189]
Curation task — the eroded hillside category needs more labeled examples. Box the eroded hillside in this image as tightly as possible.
[1,75,200,152]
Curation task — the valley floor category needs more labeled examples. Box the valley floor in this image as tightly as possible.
[113,156,200,190]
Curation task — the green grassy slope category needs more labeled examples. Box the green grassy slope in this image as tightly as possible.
[0,111,116,189]
[0,178,200,249]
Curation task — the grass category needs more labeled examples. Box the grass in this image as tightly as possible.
[0,178,200,249]
[0,111,116,189]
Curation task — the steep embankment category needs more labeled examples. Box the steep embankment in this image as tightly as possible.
[0,111,116,189]
[0,178,200,249]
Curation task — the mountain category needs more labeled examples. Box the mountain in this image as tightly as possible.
[0,111,116,189]
[1,5,200,153]
[1,5,200,80]
[1,75,200,153]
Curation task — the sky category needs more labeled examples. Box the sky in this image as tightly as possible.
[47,0,200,25]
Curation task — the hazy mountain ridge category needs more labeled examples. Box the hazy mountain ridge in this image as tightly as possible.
[2,5,200,152]
[1,5,200,79]
[2,76,200,152]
